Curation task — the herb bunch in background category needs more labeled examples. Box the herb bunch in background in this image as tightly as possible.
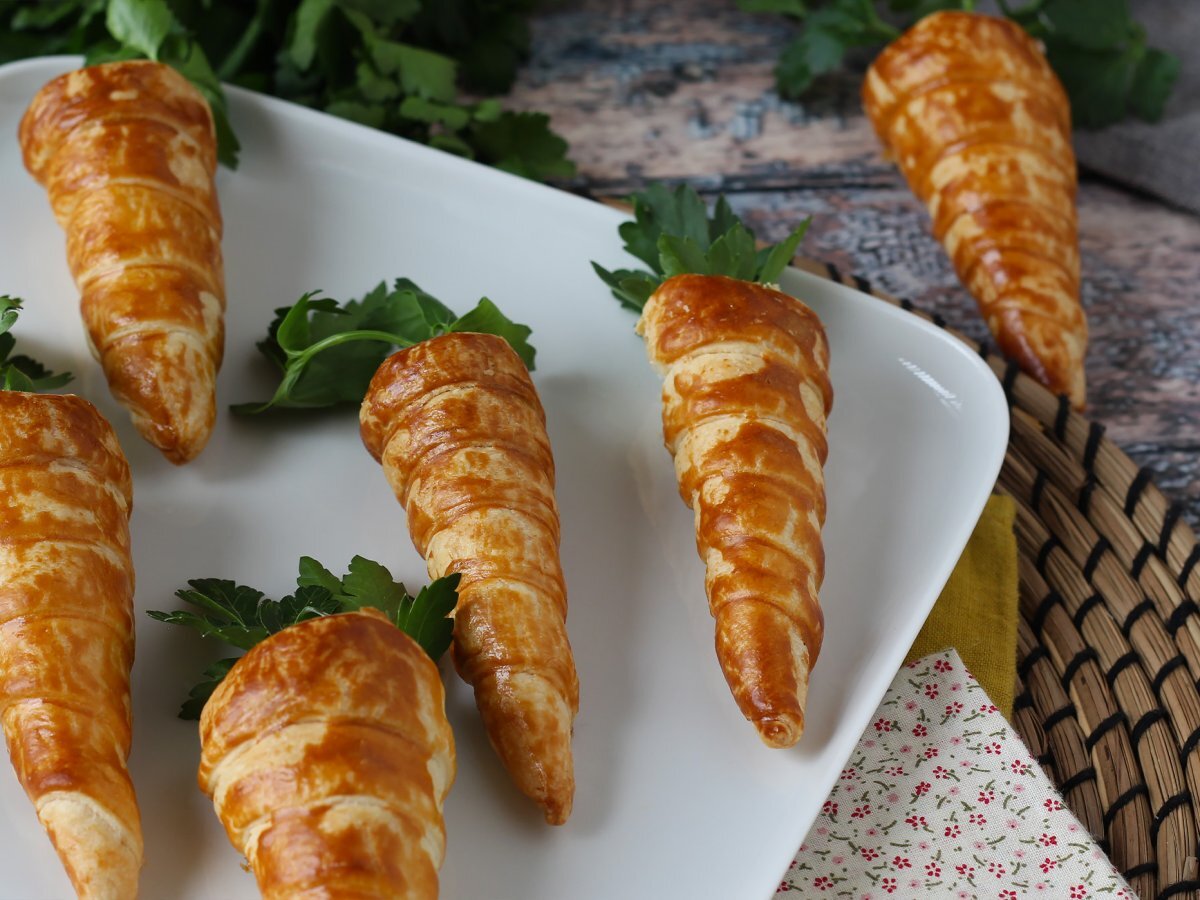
[738,0,1180,129]
[0,0,574,179]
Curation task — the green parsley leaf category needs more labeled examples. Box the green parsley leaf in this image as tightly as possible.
[178,657,238,721]
[591,183,811,311]
[149,555,459,718]
[0,2,572,181]
[1041,0,1129,51]
[0,296,73,393]
[287,0,336,71]
[104,0,173,60]
[739,0,809,14]
[233,278,535,414]
[1128,47,1180,123]
[467,111,576,181]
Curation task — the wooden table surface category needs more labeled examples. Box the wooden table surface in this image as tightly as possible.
[508,0,1200,530]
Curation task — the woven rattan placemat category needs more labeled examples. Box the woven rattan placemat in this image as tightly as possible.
[799,256,1200,900]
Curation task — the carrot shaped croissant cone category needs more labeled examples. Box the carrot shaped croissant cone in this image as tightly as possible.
[199,609,455,899]
[361,332,579,824]
[19,60,226,462]
[0,392,142,898]
[862,11,1087,408]
[639,274,833,749]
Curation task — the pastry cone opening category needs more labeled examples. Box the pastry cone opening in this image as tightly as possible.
[199,611,454,899]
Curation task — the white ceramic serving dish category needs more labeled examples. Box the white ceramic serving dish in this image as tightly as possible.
[0,56,1008,900]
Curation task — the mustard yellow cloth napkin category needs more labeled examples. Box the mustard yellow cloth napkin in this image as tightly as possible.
[904,494,1019,716]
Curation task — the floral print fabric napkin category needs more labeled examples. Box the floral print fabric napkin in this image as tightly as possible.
[783,649,1133,899]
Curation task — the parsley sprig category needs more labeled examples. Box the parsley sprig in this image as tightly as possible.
[0,0,574,179]
[148,555,459,719]
[739,0,1179,129]
[591,183,810,312]
[233,278,535,414]
[0,296,73,392]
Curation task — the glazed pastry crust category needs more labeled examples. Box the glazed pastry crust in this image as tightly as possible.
[360,332,578,824]
[862,10,1086,407]
[199,610,455,899]
[639,274,832,748]
[19,60,226,462]
[0,391,142,898]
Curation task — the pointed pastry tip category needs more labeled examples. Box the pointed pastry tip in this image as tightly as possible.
[38,793,142,900]
[754,711,805,750]
[99,335,218,464]
[475,670,576,825]
[539,788,573,826]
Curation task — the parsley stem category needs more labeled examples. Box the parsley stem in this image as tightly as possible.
[286,329,418,365]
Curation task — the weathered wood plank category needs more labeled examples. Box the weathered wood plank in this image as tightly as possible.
[511,0,1200,527]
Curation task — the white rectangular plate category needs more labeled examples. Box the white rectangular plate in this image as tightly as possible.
[0,56,1009,900]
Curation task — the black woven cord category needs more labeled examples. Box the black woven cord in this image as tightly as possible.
[1030,469,1049,513]
[1150,790,1193,845]
[1072,593,1105,631]
[1082,537,1112,582]
[1018,645,1050,682]
[1082,421,1106,473]
[1166,600,1199,637]
[852,274,871,292]
[1061,647,1100,690]
[1160,503,1184,558]
[1152,655,1188,696]
[900,297,914,312]
[1131,708,1168,748]
[1078,476,1098,517]
[1180,543,1200,589]
[1125,467,1155,517]
[1104,784,1150,830]
[1036,750,1054,766]
[1131,542,1156,580]
[978,339,992,359]
[1058,766,1098,794]
[1042,703,1078,732]
[825,262,842,283]
[1001,360,1020,404]
[1013,691,1033,712]
[1105,650,1141,688]
[1084,711,1127,752]
[1031,589,1064,636]
[1179,723,1200,767]
[1122,862,1156,881]
[932,312,947,329]
[1122,599,1156,638]
[1158,881,1200,900]
[1053,394,1071,441]
[1036,536,1061,576]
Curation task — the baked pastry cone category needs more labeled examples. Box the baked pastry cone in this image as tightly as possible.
[0,391,142,898]
[19,60,226,462]
[199,609,455,898]
[638,274,832,748]
[360,332,578,824]
[862,11,1087,407]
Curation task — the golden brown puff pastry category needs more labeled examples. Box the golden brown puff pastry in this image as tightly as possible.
[0,391,141,898]
[198,609,455,899]
[360,332,578,824]
[861,11,1087,408]
[19,60,226,462]
[638,274,832,748]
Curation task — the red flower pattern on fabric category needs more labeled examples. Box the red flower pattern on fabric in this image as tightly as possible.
[781,650,1131,898]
